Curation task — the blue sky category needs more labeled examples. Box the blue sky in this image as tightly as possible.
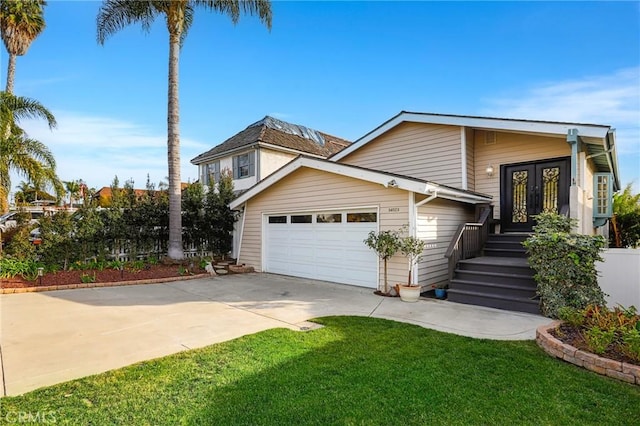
[7,0,640,194]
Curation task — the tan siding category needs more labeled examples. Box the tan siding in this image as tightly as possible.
[416,199,475,287]
[466,128,475,191]
[474,130,571,221]
[238,167,410,288]
[340,122,463,187]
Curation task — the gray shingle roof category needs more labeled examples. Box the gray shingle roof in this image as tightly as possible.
[191,116,351,164]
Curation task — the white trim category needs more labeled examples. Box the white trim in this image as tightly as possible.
[409,192,418,284]
[332,111,612,161]
[229,157,492,210]
[258,142,325,159]
[262,205,378,216]
[460,127,468,190]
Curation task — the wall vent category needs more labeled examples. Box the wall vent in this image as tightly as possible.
[484,131,497,145]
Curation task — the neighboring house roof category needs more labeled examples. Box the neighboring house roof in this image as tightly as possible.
[191,116,351,165]
[331,111,619,189]
[94,183,190,199]
[230,156,492,210]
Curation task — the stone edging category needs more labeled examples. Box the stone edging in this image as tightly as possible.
[536,321,639,385]
[0,273,211,294]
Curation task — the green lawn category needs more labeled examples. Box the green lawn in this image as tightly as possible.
[1,316,639,425]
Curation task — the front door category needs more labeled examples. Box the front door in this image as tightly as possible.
[501,158,570,232]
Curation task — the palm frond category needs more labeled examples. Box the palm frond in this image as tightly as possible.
[0,91,56,129]
[97,0,158,45]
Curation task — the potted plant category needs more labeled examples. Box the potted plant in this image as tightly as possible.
[364,229,401,295]
[397,233,426,302]
[434,283,447,299]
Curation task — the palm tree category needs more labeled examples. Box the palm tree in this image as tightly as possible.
[0,91,62,213]
[0,0,47,93]
[65,179,81,207]
[96,0,272,260]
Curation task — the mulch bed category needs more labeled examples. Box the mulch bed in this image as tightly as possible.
[551,323,638,366]
[1,264,207,289]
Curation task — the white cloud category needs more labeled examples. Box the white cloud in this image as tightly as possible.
[13,112,211,192]
[482,67,640,188]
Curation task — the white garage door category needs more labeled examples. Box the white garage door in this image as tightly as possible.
[264,210,378,288]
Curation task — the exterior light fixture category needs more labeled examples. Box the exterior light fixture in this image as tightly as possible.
[387,179,398,188]
[37,267,44,285]
[486,165,494,177]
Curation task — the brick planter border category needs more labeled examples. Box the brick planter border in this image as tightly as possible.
[536,321,639,385]
[1,273,211,295]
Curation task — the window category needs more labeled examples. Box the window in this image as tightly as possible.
[291,215,312,223]
[347,212,377,223]
[268,216,287,224]
[203,161,220,186]
[317,213,342,223]
[593,173,613,219]
[233,152,255,179]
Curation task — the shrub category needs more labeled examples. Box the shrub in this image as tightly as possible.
[583,326,616,355]
[524,212,607,318]
[559,304,640,362]
[0,257,42,280]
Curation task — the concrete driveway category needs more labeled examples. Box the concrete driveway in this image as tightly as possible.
[0,273,551,396]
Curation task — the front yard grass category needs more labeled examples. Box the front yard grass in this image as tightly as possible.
[1,316,639,425]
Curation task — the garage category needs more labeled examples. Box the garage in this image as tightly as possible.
[264,210,378,288]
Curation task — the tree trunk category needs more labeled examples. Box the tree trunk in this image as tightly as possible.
[166,32,183,260]
[5,53,16,94]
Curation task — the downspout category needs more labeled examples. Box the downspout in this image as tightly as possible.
[567,129,580,186]
[235,204,247,265]
[412,191,438,287]
[567,129,581,229]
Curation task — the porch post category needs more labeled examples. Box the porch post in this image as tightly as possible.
[567,129,581,228]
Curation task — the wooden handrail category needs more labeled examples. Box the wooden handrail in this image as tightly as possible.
[444,206,492,282]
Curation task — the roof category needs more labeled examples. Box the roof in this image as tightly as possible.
[94,183,190,198]
[229,156,492,210]
[331,110,619,189]
[191,116,351,164]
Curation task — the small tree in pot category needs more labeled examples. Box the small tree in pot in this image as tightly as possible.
[364,229,401,295]
[397,234,426,302]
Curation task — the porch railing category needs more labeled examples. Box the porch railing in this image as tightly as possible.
[444,205,493,282]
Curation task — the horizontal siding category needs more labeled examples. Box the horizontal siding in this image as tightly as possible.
[474,130,570,221]
[341,122,463,187]
[239,167,410,289]
[416,199,475,288]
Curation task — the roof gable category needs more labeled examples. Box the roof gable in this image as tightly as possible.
[331,111,613,161]
[191,116,351,164]
[229,156,492,210]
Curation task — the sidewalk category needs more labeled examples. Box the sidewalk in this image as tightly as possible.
[0,273,551,396]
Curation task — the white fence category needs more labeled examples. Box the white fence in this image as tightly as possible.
[597,249,640,309]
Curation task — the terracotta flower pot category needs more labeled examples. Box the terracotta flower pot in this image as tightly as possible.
[398,284,421,302]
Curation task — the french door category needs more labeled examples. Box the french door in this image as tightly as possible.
[500,158,569,232]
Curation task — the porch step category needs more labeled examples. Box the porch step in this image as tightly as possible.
[483,233,530,258]
[447,289,540,315]
[449,255,540,315]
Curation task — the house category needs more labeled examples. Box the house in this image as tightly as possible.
[190,116,351,192]
[93,183,190,207]
[229,111,619,313]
